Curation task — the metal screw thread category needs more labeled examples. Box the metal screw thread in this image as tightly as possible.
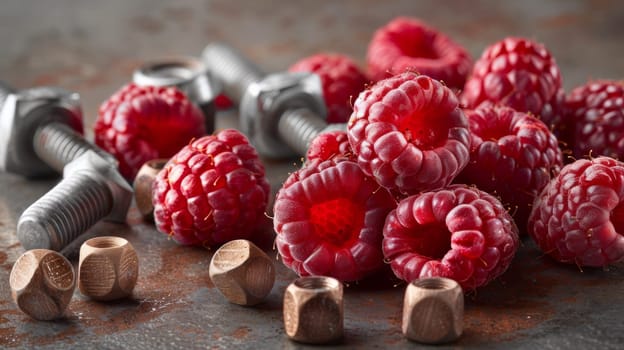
[33,122,115,173]
[17,172,113,251]
[202,43,265,104]
[278,108,330,156]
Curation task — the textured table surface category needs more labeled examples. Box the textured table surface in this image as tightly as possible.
[1,1,624,349]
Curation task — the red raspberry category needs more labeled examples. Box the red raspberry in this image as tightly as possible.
[366,17,472,90]
[383,184,519,291]
[215,94,234,109]
[348,72,471,195]
[95,83,205,180]
[306,130,354,163]
[289,53,369,124]
[274,158,396,282]
[528,157,624,266]
[152,129,270,247]
[566,80,624,159]
[456,105,563,231]
[461,37,567,145]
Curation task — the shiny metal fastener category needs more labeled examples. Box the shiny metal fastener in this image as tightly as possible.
[0,82,115,178]
[133,56,221,134]
[202,43,345,158]
[17,150,133,252]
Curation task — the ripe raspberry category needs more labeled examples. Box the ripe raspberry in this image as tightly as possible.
[383,184,519,291]
[456,105,563,231]
[215,94,234,109]
[274,158,396,282]
[289,53,369,124]
[566,80,624,159]
[528,157,624,266]
[348,72,471,195]
[306,130,354,163]
[461,37,567,145]
[152,129,270,247]
[95,83,206,180]
[366,17,472,90]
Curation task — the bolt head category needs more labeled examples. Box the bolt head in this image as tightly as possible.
[64,150,133,223]
[0,87,83,178]
[240,71,326,158]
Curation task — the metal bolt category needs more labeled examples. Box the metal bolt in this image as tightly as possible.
[132,56,221,134]
[202,43,345,158]
[17,150,133,252]
[0,82,116,178]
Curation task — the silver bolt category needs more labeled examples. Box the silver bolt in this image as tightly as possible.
[202,43,345,158]
[17,150,132,252]
[0,83,115,177]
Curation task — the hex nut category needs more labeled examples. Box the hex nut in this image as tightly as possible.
[133,158,168,222]
[283,276,344,344]
[9,249,75,320]
[78,236,139,301]
[209,239,275,306]
[402,277,464,344]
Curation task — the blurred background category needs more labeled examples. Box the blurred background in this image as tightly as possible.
[1,0,623,133]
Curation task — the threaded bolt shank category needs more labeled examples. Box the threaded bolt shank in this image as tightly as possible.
[17,171,114,251]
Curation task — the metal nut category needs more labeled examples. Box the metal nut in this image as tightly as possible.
[283,276,344,344]
[133,158,168,222]
[9,249,76,320]
[78,236,139,301]
[402,277,464,344]
[209,239,275,306]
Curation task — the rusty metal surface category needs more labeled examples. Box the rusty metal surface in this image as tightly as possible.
[1,0,624,348]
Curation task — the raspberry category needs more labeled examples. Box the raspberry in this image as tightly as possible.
[306,130,354,163]
[215,94,234,109]
[383,184,519,291]
[289,53,369,123]
[528,157,624,266]
[566,80,624,160]
[461,37,567,145]
[366,17,472,90]
[348,72,471,195]
[456,105,563,231]
[95,83,206,180]
[274,158,396,282]
[152,129,270,247]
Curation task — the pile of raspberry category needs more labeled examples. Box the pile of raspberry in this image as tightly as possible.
[273,16,624,290]
[95,16,624,295]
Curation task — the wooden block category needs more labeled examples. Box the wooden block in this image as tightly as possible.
[133,158,168,222]
[78,236,138,301]
[9,249,75,320]
[283,276,344,344]
[209,239,275,306]
[402,277,464,344]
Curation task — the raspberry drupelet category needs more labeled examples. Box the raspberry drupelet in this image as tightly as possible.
[274,158,396,282]
[347,72,471,195]
[152,129,270,247]
[289,53,369,124]
[367,17,472,90]
[95,83,206,180]
[456,105,563,231]
[528,157,624,267]
[383,184,519,291]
